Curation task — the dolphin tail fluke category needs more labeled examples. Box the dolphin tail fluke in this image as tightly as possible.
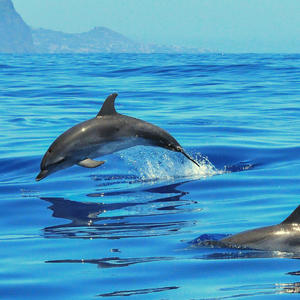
[181,150,200,167]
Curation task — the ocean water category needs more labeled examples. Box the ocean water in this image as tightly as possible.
[1,53,300,299]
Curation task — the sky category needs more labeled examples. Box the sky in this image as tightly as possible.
[12,0,300,53]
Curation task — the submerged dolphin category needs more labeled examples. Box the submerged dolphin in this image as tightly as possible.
[218,205,300,252]
[36,93,199,181]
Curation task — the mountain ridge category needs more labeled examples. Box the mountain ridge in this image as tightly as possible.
[31,26,213,54]
[0,0,214,54]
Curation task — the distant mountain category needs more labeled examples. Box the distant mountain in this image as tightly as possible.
[31,27,213,54]
[0,0,35,53]
[0,0,213,54]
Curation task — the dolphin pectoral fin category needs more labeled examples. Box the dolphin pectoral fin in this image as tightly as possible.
[77,158,106,168]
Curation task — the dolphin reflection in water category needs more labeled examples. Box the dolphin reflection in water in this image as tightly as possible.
[36,93,199,181]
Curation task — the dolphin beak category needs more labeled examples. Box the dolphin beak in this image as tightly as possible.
[36,169,49,181]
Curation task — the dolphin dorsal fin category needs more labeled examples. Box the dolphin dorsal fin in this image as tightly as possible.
[281,205,300,224]
[97,93,118,117]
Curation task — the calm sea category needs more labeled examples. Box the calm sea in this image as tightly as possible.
[1,53,300,299]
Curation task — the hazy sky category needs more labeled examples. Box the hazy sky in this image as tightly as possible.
[13,0,300,53]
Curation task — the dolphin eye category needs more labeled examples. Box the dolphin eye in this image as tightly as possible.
[48,149,52,153]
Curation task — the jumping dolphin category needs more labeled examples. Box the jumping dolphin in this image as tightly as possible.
[36,93,199,181]
[211,205,300,252]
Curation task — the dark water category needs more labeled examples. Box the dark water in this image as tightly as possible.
[1,53,300,299]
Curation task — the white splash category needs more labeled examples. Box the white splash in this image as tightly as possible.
[117,146,223,181]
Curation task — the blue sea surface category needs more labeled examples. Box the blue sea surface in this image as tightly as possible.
[1,53,300,299]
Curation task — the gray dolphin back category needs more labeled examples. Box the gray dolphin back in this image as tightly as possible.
[36,93,199,181]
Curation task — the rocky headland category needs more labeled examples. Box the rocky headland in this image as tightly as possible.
[0,0,35,53]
